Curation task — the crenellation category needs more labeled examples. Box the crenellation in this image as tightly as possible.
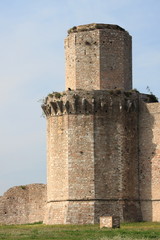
[42,90,139,117]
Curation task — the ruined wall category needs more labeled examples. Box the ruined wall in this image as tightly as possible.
[139,102,160,221]
[0,184,46,225]
[42,90,141,224]
[65,24,132,91]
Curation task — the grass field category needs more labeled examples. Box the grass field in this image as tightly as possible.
[1,222,160,240]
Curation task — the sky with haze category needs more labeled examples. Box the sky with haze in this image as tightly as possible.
[0,0,160,195]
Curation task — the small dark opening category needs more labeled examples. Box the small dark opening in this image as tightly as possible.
[85,41,91,45]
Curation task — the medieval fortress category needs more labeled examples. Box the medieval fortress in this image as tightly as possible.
[0,23,160,225]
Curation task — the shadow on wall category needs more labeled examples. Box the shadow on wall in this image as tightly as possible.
[139,101,157,221]
[93,93,142,222]
[92,94,158,222]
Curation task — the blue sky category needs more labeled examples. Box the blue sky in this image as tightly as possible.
[0,0,160,195]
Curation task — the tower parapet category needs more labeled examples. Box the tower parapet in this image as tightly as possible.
[65,23,132,91]
[42,90,138,117]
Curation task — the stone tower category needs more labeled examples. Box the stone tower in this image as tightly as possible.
[42,24,141,224]
[0,24,160,226]
[65,24,132,91]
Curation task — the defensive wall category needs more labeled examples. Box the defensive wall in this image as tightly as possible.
[0,184,46,225]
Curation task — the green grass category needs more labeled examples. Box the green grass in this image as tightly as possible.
[0,222,160,240]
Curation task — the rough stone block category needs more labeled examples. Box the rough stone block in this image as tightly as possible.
[100,216,120,228]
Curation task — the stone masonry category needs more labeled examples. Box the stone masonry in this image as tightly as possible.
[65,24,132,91]
[42,23,160,224]
[100,216,120,228]
[0,184,46,225]
[139,102,160,221]
[43,89,142,224]
[0,23,160,225]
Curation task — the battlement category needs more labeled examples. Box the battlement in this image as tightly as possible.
[42,90,139,117]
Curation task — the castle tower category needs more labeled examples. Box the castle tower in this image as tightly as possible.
[42,24,141,224]
[65,24,132,91]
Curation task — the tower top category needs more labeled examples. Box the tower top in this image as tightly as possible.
[65,23,132,91]
[68,23,126,34]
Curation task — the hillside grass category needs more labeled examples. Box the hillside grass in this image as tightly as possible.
[0,222,160,240]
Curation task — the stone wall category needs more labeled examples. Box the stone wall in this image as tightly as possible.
[44,113,69,224]
[43,89,141,224]
[94,92,141,222]
[0,184,46,225]
[139,102,160,221]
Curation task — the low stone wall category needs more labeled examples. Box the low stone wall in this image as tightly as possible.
[0,184,46,225]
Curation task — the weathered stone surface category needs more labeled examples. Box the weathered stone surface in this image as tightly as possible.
[43,23,160,224]
[100,216,120,228]
[1,23,160,226]
[68,23,125,34]
[43,90,143,224]
[65,24,132,91]
[139,102,160,221]
[0,184,46,225]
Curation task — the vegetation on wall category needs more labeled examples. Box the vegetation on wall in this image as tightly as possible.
[146,86,158,102]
